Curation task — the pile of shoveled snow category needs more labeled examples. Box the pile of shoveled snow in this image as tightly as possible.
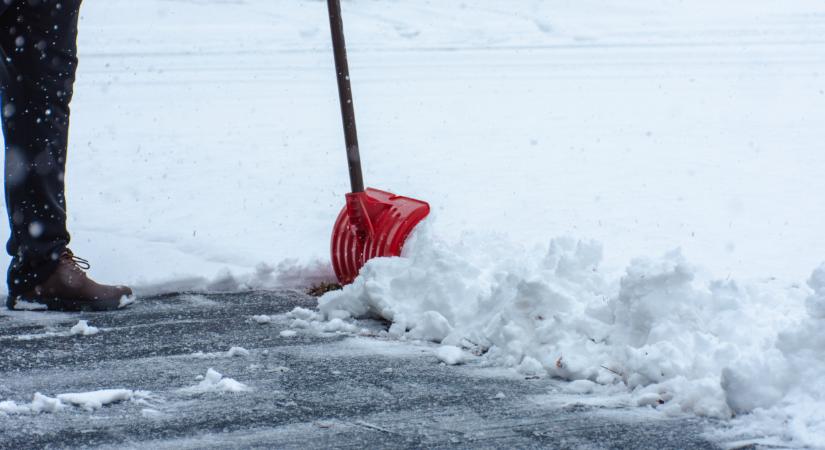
[294,224,824,447]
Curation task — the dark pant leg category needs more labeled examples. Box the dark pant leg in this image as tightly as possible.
[0,0,82,296]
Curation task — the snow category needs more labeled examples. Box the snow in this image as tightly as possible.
[566,380,599,395]
[12,300,47,311]
[1,0,823,446]
[30,393,65,413]
[0,0,813,296]
[226,346,250,357]
[312,226,823,445]
[1,390,140,414]
[0,400,28,415]
[180,369,251,394]
[434,345,467,366]
[57,389,135,411]
[70,320,100,336]
[119,295,136,308]
[189,347,252,359]
[0,393,65,415]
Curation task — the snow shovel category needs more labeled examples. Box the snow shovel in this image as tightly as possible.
[326,0,430,285]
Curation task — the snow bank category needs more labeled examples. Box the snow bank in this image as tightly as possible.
[306,224,819,446]
[181,369,251,394]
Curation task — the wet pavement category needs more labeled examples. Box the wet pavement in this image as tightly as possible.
[0,291,723,449]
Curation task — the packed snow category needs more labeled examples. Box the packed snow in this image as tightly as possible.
[1,0,823,446]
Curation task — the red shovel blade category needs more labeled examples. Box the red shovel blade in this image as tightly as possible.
[331,188,430,285]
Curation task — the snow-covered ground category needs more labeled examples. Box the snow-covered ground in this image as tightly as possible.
[34,0,824,290]
[3,0,825,447]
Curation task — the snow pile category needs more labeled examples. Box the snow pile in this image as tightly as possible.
[308,225,820,445]
[715,264,825,446]
[181,369,251,394]
[70,320,100,336]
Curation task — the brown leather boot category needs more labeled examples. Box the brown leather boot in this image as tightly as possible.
[11,250,134,312]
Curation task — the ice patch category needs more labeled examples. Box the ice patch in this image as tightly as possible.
[70,320,100,336]
[279,330,297,338]
[251,315,273,324]
[181,369,251,394]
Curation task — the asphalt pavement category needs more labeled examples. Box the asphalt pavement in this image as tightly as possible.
[0,291,725,449]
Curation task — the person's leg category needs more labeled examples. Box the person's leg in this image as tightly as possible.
[1,0,80,297]
[2,0,132,311]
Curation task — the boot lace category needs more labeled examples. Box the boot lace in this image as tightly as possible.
[61,250,91,271]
